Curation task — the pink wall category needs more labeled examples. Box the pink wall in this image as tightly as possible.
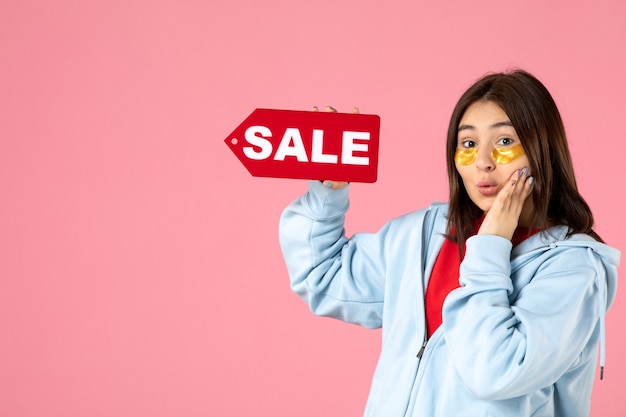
[1,0,624,415]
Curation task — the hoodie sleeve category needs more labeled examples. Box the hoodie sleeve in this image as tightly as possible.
[442,234,605,400]
[278,180,387,329]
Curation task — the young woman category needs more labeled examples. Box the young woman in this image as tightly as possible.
[278,70,620,416]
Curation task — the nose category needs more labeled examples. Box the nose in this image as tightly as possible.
[475,146,495,171]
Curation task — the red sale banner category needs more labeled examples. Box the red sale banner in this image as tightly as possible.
[224,109,380,183]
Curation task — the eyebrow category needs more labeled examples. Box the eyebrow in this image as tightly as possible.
[457,121,514,132]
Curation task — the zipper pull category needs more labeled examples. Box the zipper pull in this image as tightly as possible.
[416,340,428,358]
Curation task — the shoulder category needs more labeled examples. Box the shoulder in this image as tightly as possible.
[385,202,448,229]
[376,202,448,244]
[516,227,620,281]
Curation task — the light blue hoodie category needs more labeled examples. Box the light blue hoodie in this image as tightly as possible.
[279,181,620,417]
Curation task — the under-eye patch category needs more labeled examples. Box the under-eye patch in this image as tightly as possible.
[454,147,478,165]
[491,143,526,164]
[454,143,526,165]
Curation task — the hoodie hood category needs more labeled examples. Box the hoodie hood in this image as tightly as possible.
[512,225,621,379]
[512,225,620,311]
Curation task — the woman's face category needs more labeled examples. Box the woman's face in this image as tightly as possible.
[454,100,531,214]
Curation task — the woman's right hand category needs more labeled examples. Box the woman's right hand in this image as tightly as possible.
[313,105,358,191]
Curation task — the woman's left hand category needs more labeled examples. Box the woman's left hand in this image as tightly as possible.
[477,167,534,240]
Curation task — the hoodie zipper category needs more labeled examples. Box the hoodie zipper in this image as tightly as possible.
[416,206,438,359]
[400,205,442,417]
[416,339,428,359]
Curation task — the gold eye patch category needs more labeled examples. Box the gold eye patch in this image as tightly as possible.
[491,143,526,164]
[454,148,479,165]
[454,143,526,165]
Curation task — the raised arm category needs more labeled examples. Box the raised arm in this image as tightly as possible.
[279,180,389,328]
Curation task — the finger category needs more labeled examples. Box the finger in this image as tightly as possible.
[352,107,360,114]
[496,181,515,212]
[312,106,319,112]
[522,175,535,199]
[514,167,532,196]
[325,106,337,113]
[509,167,533,210]
[322,180,348,190]
[509,169,524,197]
[496,169,524,211]
[502,168,523,195]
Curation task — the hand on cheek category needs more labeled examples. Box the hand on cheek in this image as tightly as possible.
[477,167,535,240]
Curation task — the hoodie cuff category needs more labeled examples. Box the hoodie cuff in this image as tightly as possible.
[303,180,350,218]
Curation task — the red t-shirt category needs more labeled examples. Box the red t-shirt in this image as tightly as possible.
[424,219,540,338]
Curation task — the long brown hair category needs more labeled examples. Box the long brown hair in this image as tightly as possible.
[446,69,602,255]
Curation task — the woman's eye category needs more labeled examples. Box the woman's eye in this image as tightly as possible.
[461,140,476,148]
[497,137,514,146]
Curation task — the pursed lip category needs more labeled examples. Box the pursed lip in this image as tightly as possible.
[476,179,499,196]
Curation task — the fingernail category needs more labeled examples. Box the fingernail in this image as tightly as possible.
[326,106,337,112]
[324,181,332,188]
[528,176,535,185]
[518,169,523,178]
[511,179,517,186]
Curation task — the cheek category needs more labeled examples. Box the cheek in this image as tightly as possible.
[454,164,463,182]
[455,165,472,188]
[501,155,530,175]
